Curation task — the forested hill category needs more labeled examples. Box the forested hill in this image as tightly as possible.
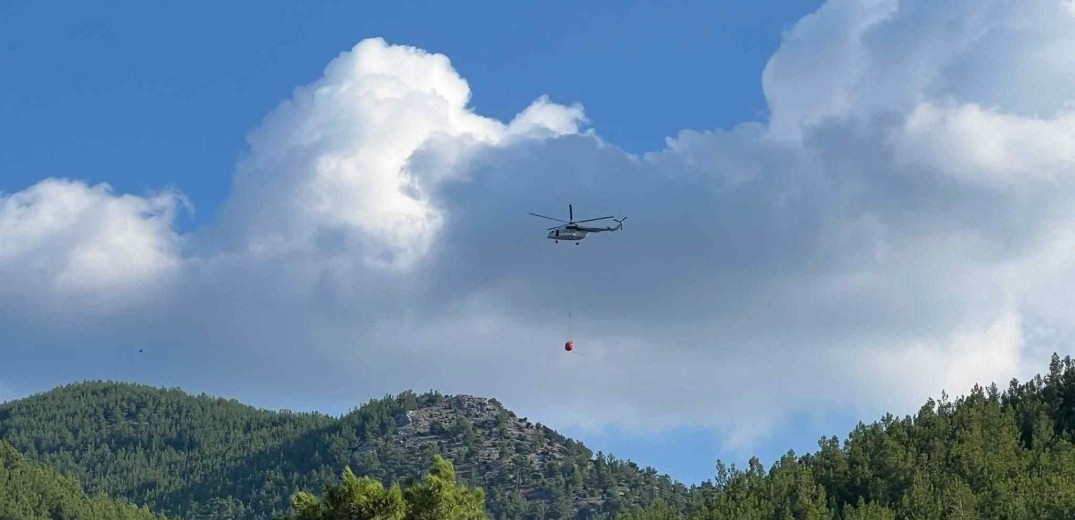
[640,353,1075,519]
[0,382,688,519]
[4,353,1075,519]
[0,440,167,520]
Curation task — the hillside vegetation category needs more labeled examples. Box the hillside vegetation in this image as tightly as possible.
[0,382,685,519]
[623,353,1075,519]
[3,353,1075,519]
[282,454,487,520]
[0,440,166,520]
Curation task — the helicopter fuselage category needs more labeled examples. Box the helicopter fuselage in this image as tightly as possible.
[547,223,622,242]
[547,226,589,242]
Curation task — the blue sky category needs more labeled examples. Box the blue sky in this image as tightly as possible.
[1,0,818,231]
[4,0,1075,487]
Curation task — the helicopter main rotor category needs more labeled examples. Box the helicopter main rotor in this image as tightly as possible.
[529,204,614,230]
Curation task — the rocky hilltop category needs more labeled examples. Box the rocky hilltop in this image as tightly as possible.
[345,393,679,516]
[363,393,573,467]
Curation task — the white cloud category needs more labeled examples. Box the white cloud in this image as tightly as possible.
[763,0,1075,141]
[848,311,1024,413]
[762,0,899,141]
[895,101,1075,185]
[505,95,587,138]
[5,0,1075,455]
[0,178,183,314]
[214,38,583,270]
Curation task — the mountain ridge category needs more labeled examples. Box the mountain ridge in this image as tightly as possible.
[5,353,1075,519]
[0,380,688,519]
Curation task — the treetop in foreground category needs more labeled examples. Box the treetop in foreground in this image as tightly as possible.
[283,454,488,520]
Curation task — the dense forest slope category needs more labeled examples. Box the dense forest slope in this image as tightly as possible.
[634,353,1075,519]
[0,440,166,520]
[4,353,1075,519]
[0,382,686,519]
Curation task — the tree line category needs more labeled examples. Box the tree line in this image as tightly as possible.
[4,353,1075,518]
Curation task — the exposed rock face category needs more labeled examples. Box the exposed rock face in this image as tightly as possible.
[371,395,570,477]
[334,394,683,518]
[349,393,606,515]
[321,392,689,519]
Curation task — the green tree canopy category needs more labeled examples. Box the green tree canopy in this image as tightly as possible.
[283,454,488,520]
[0,440,166,520]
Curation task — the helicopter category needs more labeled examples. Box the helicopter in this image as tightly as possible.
[529,204,626,244]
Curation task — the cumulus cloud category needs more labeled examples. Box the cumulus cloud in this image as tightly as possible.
[4,0,1075,456]
[213,38,584,270]
[0,178,184,316]
[850,311,1024,409]
[895,101,1075,185]
[764,0,1075,139]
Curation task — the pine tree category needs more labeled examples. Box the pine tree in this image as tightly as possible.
[282,455,486,520]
